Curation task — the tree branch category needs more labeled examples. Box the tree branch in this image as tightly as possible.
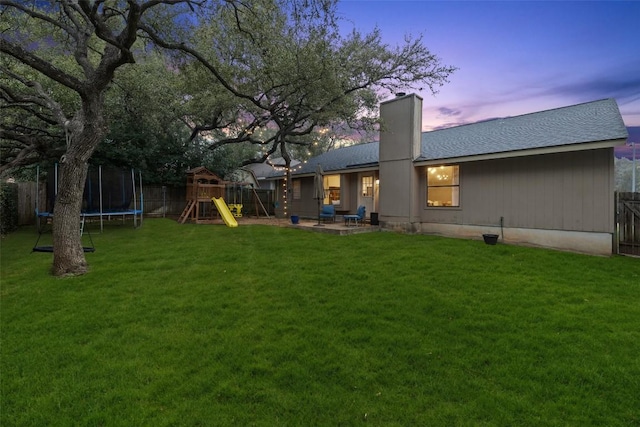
[0,39,84,93]
[0,1,74,34]
[0,66,70,125]
[138,22,266,111]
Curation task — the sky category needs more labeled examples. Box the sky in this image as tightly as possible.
[336,0,640,158]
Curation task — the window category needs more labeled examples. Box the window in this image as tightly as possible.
[293,179,301,200]
[362,176,373,197]
[324,174,341,205]
[427,165,459,207]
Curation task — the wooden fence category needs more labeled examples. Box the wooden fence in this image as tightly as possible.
[144,185,187,217]
[14,183,275,224]
[144,185,275,218]
[616,192,640,256]
[12,185,636,251]
[15,182,47,226]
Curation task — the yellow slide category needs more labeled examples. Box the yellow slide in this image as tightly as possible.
[212,197,238,227]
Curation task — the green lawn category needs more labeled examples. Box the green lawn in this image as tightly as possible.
[1,219,639,426]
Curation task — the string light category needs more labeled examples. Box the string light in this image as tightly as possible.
[282,173,288,216]
[269,159,308,217]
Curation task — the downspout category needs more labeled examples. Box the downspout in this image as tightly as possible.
[410,95,421,230]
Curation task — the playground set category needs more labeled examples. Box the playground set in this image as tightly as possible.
[177,166,271,226]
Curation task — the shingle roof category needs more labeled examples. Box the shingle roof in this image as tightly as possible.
[244,158,301,178]
[265,98,627,177]
[267,142,380,177]
[417,98,628,161]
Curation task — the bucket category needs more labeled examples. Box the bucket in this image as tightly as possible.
[482,234,499,245]
[370,212,379,225]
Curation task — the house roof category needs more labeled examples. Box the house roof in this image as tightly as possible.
[186,166,215,175]
[225,167,260,187]
[261,98,627,178]
[186,166,224,181]
[244,157,301,179]
[262,143,379,178]
[416,98,628,163]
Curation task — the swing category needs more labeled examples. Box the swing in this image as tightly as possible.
[32,216,96,253]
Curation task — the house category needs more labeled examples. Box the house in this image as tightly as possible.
[267,94,628,255]
[225,167,261,188]
[242,158,301,190]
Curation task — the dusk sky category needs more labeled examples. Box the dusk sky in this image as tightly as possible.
[336,0,640,158]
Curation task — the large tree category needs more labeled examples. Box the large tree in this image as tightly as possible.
[92,50,200,185]
[1,0,455,276]
[0,0,198,276]
[143,0,456,211]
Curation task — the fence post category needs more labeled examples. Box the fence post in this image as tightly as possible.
[162,186,166,218]
[615,191,619,254]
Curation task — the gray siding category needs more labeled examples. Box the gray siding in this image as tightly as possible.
[379,94,423,223]
[288,177,317,218]
[380,160,413,219]
[420,148,615,233]
[284,172,362,219]
[345,174,361,213]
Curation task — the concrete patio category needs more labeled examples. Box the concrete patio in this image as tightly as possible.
[285,218,380,235]
[226,216,380,235]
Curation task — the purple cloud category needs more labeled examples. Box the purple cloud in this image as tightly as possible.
[612,127,639,159]
[437,107,462,117]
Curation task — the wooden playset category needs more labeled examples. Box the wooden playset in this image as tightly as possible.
[178,167,226,223]
[178,166,271,224]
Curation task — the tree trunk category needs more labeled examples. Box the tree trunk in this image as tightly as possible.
[53,158,89,276]
[51,98,105,276]
[51,156,90,276]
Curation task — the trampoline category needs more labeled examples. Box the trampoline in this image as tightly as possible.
[33,164,143,252]
[35,164,143,233]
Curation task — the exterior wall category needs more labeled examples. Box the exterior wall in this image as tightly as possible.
[419,149,615,232]
[413,149,616,254]
[276,172,364,219]
[288,176,317,218]
[379,94,422,226]
[418,223,613,256]
[341,173,356,213]
[355,171,378,215]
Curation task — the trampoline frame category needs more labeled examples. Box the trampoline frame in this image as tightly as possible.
[35,164,143,233]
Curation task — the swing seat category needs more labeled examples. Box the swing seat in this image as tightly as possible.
[32,245,95,253]
[33,216,95,253]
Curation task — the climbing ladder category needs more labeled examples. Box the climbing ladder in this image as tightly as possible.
[178,200,197,224]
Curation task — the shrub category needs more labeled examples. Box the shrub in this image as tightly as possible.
[0,182,19,235]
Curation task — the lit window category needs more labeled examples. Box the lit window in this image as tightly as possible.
[362,176,373,197]
[324,175,341,205]
[427,165,459,207]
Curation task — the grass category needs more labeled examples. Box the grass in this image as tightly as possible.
[1,219,639,426]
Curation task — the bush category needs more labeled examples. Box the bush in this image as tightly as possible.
[0,182,19,235]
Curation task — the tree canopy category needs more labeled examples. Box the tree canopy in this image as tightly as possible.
[1,0,202,275]
[145,0,455,170]
[0,0,455,276]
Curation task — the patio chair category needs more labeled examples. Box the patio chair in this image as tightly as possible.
[344,205,366,226]
[319,204,336,222]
